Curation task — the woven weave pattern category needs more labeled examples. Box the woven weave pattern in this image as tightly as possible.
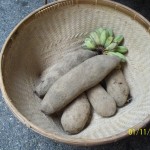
[2,1,150,142]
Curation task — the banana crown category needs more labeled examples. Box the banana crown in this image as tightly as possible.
[82,28,128,62]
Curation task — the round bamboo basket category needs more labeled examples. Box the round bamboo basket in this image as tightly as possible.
[1,0,150,146]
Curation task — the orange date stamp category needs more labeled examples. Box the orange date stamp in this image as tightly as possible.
[128,128,150,136]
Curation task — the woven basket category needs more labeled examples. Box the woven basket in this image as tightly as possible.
[1,0,150,146]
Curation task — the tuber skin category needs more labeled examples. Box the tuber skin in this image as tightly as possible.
[61,94,91,134]
[41,55,120,115]
[35,49,97,97]
[106,69,130,107]
[87,84,117,117]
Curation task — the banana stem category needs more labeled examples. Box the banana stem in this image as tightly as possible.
[95,46,105,55]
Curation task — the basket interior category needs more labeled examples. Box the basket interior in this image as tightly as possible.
[2,2,150,140]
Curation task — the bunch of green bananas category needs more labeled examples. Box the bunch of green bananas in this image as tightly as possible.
[82,28,128,62]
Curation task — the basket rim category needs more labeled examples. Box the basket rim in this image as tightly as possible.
[1,0,150,146]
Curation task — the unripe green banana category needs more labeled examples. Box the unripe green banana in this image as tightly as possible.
[89,32,101,45]
[115,46,128,54]
[100,30,108,46]
[105,42,117,51]
[107,51,126,62]
[107,29,114,37]
[104,36,114,48]
[113,35,124,44]
[95,28,103,36]
[95,28,104,44]
[104,29,109,39]
[82,38,96,50]
[84,37,95,43]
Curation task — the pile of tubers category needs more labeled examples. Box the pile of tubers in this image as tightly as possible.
[35,27,130,134]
